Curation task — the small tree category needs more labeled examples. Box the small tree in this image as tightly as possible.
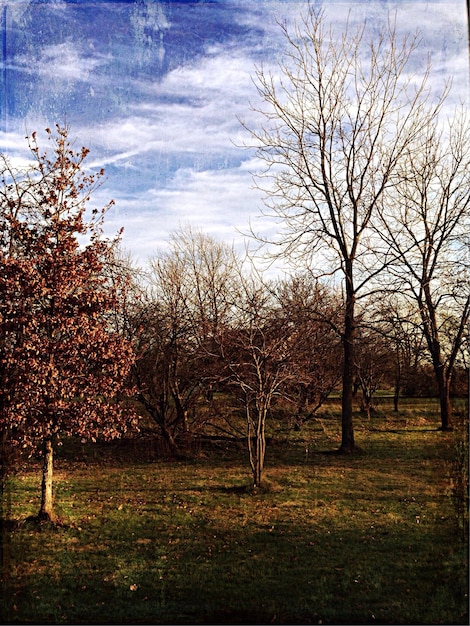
[353,325,394,418]
[219,273,292,488]
[0,126,136,522]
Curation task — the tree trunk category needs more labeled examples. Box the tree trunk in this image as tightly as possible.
[247,404,266,488]
[255,410,266,487]
[139,395,181,458]
[340,267,356,453]
[393,383,399,412]
[393,349,401,412]
[38,437,55,522]
[172,387,189,434]
[436,366,453,431]
[360,393,372,420]
[161,425,180,457]
[421,285,454,431]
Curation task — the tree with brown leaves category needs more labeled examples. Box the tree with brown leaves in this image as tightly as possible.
[0,126,136,522]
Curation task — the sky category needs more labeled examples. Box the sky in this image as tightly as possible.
[0,0,468,268]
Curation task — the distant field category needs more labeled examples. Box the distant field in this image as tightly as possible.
[1,402,468,624]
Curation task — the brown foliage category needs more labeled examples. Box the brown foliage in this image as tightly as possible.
[0,125,137,457]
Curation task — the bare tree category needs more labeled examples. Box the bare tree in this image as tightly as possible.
[244,9,444,452]
[353,324,395,419]
[167,226,239,344]
[219,273,292,488]
[132,227,240,455]
[369,294,427,411]
[276,273,343,429]
[378,110,470,430]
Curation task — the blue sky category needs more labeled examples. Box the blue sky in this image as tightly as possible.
[1,0,468,265]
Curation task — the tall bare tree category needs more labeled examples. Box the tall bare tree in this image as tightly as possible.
[378,110,470,430]
[245,9,444,451]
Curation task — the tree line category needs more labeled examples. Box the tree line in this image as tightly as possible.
[0,8,468,520]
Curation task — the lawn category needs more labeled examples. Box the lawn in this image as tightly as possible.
[1,400,468,624]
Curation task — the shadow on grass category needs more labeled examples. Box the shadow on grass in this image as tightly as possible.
[2,412,467,624]
[369,428,441,434]
[2,516,467,625]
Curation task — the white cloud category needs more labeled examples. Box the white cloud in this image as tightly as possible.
[95,157,269,265]
[77,43,267,177]
[161,50,253,95]
[17,40,109,84]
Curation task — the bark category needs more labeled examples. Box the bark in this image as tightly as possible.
[393,385,399,413]
[160,425,180,457]
[393,347,401,412]
[340,267,356,453]
[174,398,189,434]
[256,412,266,487]
[360,394,372,420]
[421,284,455,431]
[38,437,55,522]
[172,381,190,434]
[436,366,453,431]
[247,406,266,488]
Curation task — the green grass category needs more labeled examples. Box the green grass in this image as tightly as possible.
[1,404,468,624]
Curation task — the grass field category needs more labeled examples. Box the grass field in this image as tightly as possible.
[1,399,468,624]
